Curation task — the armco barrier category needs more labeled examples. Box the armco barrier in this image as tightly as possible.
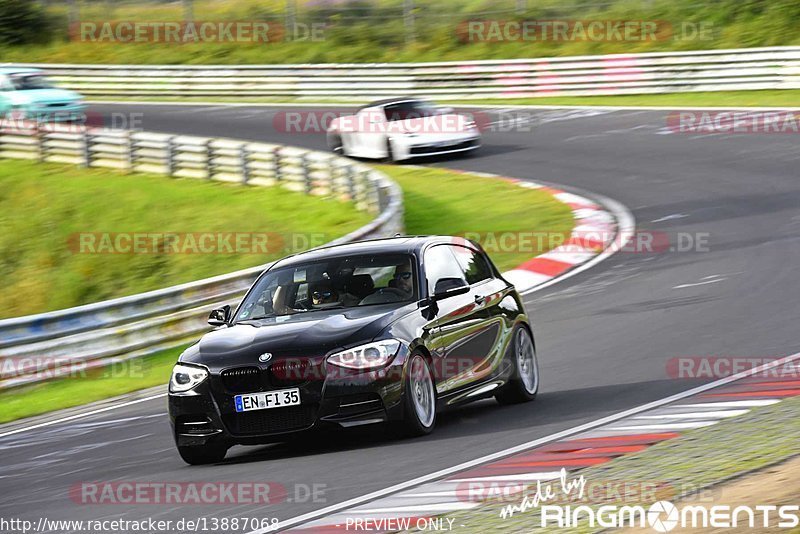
[9,46,800,101]
[0,122,403,389]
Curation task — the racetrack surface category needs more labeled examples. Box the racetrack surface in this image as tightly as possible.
[2,104,798,531]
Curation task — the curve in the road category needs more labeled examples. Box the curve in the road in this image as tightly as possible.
[2,103,798,532]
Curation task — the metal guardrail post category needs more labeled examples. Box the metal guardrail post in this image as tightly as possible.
[240,145,250,184]
[204,139,213,180]
[358,169,370,205]
[302,153,312,194]
[166,137,176,176]
[274,146,282,182]
[36,125,46,163]
[81,129,91,167]
[126,131,135,173]
[347,165,356,201]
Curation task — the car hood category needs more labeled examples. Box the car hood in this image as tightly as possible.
[180,304,412,369]
[7,88,82,106]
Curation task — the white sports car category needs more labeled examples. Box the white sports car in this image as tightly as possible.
[326,98,481,162]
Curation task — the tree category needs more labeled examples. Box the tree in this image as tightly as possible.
[0,0,53,46]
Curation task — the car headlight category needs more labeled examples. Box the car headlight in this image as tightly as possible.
[169,363,209,393]
[327,339,402,370]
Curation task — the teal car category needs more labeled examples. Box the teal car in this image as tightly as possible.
[0,67,85,122]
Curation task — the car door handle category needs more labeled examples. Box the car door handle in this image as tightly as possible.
[474,294,486,304]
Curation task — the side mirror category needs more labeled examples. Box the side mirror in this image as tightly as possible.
[208,305,231,326]
[432,277,469,301]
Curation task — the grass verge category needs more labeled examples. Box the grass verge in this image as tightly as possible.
[380,164,574,272]
[423,395,800,533]
[0,345,185,424]
[0,163,574,424]
[88,89,800,109]
[0,159,371,319]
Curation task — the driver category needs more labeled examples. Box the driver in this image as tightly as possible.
[311,281,339,306]
[391,260,414,297]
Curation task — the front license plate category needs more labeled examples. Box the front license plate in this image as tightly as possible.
[234,388,300,412]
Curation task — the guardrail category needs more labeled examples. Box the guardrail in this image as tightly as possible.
[0,122,403,389]
[10,46,800,101]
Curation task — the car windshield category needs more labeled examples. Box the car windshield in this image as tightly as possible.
[9,74,55,91]
[383,100,440,121]
[234,253,418,322]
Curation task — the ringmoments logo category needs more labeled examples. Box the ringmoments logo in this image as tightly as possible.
[499,469,800,530]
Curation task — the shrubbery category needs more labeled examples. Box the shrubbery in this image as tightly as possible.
[0,0,53,46]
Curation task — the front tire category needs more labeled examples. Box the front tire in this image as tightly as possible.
[327,132,344,155]
[399,353,437,436]
[496,326,539,405]
[177,441,228,465]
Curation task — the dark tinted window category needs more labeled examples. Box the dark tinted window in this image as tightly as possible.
[9,74,54,90]
[384,100,438,121]
[450,245,493,285]
[424,245,466,295]
[234,253,417,321]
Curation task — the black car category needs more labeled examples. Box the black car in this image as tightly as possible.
[168,236,538,464]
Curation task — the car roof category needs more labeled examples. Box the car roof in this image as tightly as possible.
[0,67,43,75]
[272,236,464,268]
[360,97,426,111]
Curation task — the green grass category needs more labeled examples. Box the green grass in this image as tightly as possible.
[381,164,574,272]
[86,89,800,108]
[0,162,575,424]
[466,90,800,108]
[6,0,800,64]
[0,345,184,424]
[0,159,371,319]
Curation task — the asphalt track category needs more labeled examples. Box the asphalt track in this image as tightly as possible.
[2,104,798,531]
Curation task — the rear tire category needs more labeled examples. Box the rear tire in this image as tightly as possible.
[177,442,228,465]
[327,132,344,155]
[385,138,397,163]
[496,326,539,405]
[398,353,437,436]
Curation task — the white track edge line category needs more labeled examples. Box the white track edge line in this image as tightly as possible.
[87,100,800,112]
[254,352,800,533]
[0,393,166,439]
[522,191,636,295]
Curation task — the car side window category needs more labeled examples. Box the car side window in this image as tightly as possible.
[449,245,493,286]
[424,245,467,296]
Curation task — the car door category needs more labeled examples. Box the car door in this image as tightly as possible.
[347,107,387,157]
[424,244,499,395]
[449,244,510,381]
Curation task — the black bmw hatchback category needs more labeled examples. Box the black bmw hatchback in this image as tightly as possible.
[168,236,538,464]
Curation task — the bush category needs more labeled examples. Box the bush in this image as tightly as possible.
[0,0,53,46]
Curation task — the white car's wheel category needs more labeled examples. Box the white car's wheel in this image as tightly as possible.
[385,138,405,163]
[327,132,344,155]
